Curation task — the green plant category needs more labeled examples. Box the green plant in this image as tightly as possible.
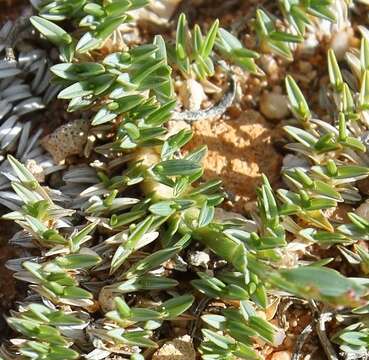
[3,1,369,360]
[31,0,149,58]
[169,13,261,80]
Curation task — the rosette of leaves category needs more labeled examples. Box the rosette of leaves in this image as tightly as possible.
[281,41,369,232]
[279,42,369,356]
[51,38,174,122]
[200,301,284,360]
[169,13,262,81]
[87,295,194,356]
[4,303,87,360]
[76,124,368,358]
[0,156,196,358]
[3,131,369,359]
[0,20,62,203]
[254,1,336,60]
[7,2,369,360]
[31,0,176,137]
[2,156,100,304]
[30,0,149,59]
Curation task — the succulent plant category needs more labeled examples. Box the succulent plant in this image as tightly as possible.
[2,1,369,360]
[0,19,63,210]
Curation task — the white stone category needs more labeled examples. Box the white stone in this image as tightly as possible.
[178,79,206,111]
[260,92,290,120]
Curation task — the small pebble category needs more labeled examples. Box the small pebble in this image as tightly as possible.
[188,251,210,268]
[178,79,206,111]
[300,33,319,55]
[330,28,354,60]
[152,335,196,360]
[260,92,290,121]
[260,54,279,78]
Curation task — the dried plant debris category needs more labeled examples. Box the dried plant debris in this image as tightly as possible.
[3,1,369,360]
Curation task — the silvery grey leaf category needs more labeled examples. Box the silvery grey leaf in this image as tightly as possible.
[0,100,12,121]
[2,84,32,102]
[34,69,51,95]
[1,121,22,150]
[60,183,88,197]
[29,0,42,10]
[8,230,35,248]
[0,190,21,202]
[0,174,11,189]
[43,163,65,175]
[19,127,42,159]
[0,22,13,48]
[0,115,19,143]
[0,76,21,91]
[0,161,23,183]
[48,206,75,218]
[18,50,44,69]
[55,218,74,229]
[43,83,62,104]
[311,118,339,135]
[15,121,31,158]
[13,270,39,284]
[13,97,44,116]
[63,165,99,183]
[0,60,17,69]
[80,183,108,198]
[0,66,21,79]
[31,59,47,93]
[59,297,95,307]
[342,68,358,92]
[88,197,140,214]
[6,257,38,271]
[22,147,44,161]
[0,197,20,211]
[44,188,70,203]
[85,349,111,360]
[29,58,45,73]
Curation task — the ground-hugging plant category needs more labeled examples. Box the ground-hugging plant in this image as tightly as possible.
[2,2,369,360]
[279,39,369,357]
[0,19,63,209]
[253,1,337,60]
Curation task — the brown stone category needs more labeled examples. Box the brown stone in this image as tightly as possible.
[185,110,282,212]
[40,119,89,164]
